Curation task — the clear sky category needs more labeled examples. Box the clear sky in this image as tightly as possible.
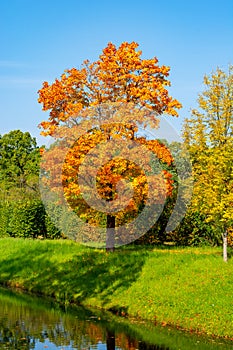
[0,0,232,145]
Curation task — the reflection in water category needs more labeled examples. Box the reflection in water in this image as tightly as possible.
[0,287,232,350]
[106,330,115,350]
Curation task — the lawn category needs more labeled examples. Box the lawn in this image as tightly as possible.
[0,238,232,338]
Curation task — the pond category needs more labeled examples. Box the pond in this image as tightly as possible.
[0,287,232,349]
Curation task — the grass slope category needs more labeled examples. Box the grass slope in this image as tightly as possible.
[0,238,232,338]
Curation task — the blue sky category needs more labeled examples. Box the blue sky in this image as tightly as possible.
[0,0,232,145]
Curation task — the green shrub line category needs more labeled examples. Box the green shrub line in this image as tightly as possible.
[0,238,232,340]
[0,198,227,246]
[0,200,62,239]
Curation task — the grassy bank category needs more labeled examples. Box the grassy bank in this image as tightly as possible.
[0,238,232,339]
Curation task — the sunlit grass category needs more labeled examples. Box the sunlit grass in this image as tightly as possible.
[0,238,232,338]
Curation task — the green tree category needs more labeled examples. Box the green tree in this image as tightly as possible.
[0,130,63,239]
[183,65,233,260]
[0,130,40,200]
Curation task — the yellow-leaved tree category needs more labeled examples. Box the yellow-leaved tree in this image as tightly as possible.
[183,65,233,260]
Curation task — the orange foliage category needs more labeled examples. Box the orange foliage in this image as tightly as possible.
[38,42,180,234]
[38,41,181,136]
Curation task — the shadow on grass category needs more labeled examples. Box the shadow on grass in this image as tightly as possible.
[0,241,149,309]
[226,249,233,260]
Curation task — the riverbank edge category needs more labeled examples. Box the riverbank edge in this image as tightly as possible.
[0,238,232,340]
[0,279,229,346]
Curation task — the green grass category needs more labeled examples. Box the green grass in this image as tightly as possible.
[0,238,232,339]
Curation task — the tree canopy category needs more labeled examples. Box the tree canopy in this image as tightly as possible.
[38,41,181,136]
[38,42,182,249]
[183,65,233,247]
[0,130,40,198]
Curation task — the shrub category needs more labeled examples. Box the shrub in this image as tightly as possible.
[0,203,11,237]
[169,210,221,246]
[8,200,46,238]
[0,200,62,239]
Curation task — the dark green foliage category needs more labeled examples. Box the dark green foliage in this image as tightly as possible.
[134,197,175,245]
[170,210,221,246]
[44,205,64,239]
[0,130,40,193]
[0,200,62,239]
[0,203,11,237]
[8,200,46,238]
[0,130,62,239]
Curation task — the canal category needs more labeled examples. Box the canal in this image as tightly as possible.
[0,287,231,349]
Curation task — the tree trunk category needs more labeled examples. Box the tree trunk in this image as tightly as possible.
[106,180,115,252]
[106,214,115,252]
[106,330,115,350]
[223,231,228,262]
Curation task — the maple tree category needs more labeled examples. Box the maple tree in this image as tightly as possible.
[38,42,182,250]
[183,65,233,260]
